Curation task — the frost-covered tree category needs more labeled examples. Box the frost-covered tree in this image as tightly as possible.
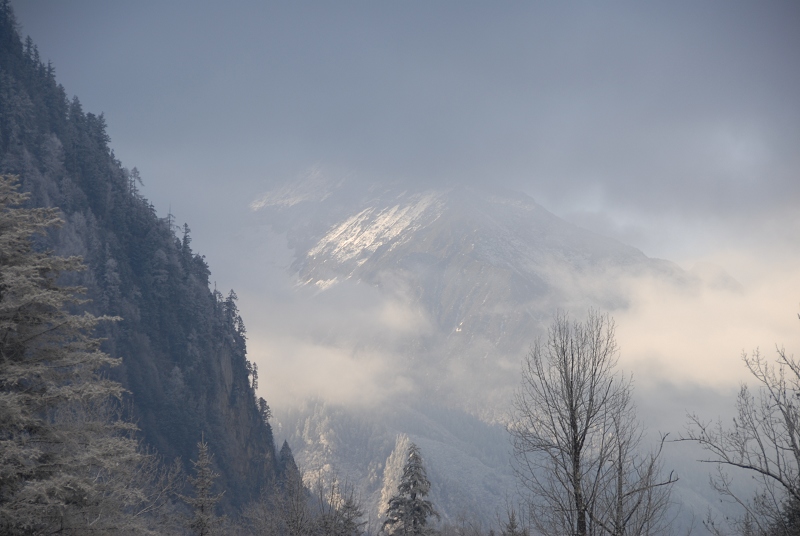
[335,491,366,536]
[510,311,675,536]
[183,435,224,535]
[240,488,281,536]
[383,443,439,536]
[0,174,156,533]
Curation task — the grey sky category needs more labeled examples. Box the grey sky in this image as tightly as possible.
[10,1,800,444]
[11,1,800,265]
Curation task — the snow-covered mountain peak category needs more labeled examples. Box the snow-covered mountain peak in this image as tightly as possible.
[307,192,444,273]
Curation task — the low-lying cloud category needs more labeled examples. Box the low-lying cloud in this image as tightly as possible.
[236,234,435,407]
[237,219,800,428]
[615,251,800,390]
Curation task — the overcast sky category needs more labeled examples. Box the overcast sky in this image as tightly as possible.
[11,2,800,404]
[12,1,800,263]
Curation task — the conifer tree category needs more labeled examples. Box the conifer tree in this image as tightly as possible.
[383,443,439,536]
[279,440,301,483]
[258,396,272,423]
[501,510,527,536]
[183,435,224,536]
[278,441,312,536]
[0,174,151,533]
[336,491,366,536]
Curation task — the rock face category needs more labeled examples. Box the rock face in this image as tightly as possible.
[0,7,277,510]
[255,175,689,523]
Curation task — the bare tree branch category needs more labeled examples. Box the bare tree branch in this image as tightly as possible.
[509,310,676,536]
[682,318,800,535]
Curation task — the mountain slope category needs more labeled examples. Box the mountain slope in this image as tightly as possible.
[0,5,277,509]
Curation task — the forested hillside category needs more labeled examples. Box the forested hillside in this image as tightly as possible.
[0,2,277,509]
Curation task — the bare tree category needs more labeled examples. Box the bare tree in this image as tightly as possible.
[439,509,488,536]
[240,483,289,536]
[593,387,675,536]
[509,310,676,536]
[684,327,800,536]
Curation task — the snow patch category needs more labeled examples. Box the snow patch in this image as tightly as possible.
[308,193,442,265]
[314,278,338,291]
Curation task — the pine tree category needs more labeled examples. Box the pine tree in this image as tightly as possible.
[0,174,150,533]
[258,396,272,423]
[277,441,312,536]
[279,440,301,483]
[0,174,189,533]
[183,435,224,536]
[383,443,439,536]
[336,491,366,536]
[501,510,526,536]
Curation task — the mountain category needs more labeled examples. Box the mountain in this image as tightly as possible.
[253,175,685,411]
[252,174,695,524]
[0,5,277,510]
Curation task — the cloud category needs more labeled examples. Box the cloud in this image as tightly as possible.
[250,334,414,408]
[614,250,800,390]
[17,1,800,235]
[242,270,434,408]
[240,216,800,423]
